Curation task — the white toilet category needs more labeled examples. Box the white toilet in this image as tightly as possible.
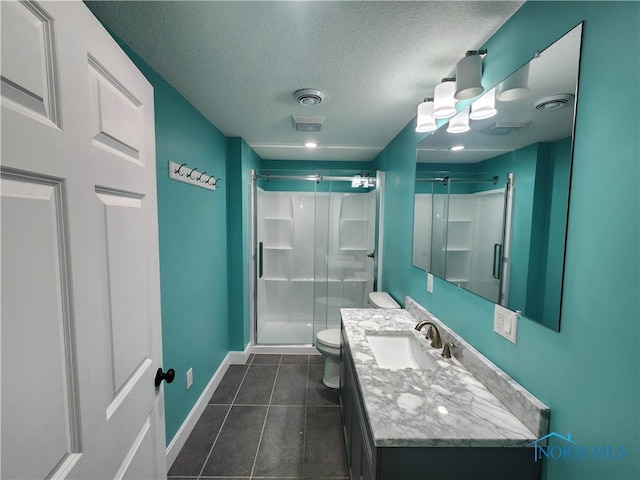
[315,291,400,389]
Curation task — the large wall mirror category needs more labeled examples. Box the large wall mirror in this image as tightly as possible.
[413,23,583,331]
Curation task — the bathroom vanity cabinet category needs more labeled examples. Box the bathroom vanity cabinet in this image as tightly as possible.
[339,325,542,480]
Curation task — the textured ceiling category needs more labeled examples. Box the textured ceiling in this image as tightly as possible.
[85,1,524,161]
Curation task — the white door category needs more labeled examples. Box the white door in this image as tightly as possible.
[1,1,167,479]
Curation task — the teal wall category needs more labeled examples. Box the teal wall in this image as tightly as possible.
[112,37,230,444]
[227,137,261,351]
[378,2,639,479]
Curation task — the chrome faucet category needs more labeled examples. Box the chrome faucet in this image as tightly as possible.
[414,321,442,348]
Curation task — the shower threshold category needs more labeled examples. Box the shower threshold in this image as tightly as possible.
[255,318,339,353]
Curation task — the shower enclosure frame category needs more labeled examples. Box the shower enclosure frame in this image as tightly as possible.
[249,170,385,350]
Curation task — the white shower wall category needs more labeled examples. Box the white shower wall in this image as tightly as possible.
[413,189,505,303]
[257,188,375,345]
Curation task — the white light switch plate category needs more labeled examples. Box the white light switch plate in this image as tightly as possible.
[427,273,434,293]
[186,368,193,389]
[494,304,518,343]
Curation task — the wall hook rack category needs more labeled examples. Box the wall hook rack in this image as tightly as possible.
[169,161,219,191]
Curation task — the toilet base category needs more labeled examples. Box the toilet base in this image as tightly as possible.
[322,356,340,389]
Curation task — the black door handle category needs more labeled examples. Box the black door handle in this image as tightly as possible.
[155,368,175,387]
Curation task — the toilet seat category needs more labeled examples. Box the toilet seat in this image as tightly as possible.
[316,328,340,348]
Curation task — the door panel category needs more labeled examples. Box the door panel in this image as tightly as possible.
[0,0,61,126]
[1,1,165,478]
[88,57,144,164]
[95,189,151,395]
[1,173,81,480]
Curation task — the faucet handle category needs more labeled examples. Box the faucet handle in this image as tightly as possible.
[441,341,454,358]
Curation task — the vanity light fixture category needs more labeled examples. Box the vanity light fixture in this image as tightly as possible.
[447,106,471,134]
[415,98,438,133]
[455,50,487,100]
[470,87,498,120]
[304,141,318,148]
[432,78,457,119]
[497,63,530,101]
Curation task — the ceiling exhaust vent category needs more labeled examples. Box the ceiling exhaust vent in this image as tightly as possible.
[480,121,529,136]
[294,88,324,106]
[534,93,574,111]
[292,115,325,132]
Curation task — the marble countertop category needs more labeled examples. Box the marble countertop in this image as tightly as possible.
[340,308,539,448]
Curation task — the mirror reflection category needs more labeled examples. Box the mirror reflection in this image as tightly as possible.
[413,23,583,331]
[413,172,512,304]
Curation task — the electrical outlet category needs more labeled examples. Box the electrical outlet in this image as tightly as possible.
[494,304,517,343]
[186,368,193,389]
[427,273,434,293]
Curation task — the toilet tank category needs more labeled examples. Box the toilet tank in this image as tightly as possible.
[368,291,400,309]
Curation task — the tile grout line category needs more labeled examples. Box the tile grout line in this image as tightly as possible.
[301,355,310,479]
[248,354,282,479]
[196,360,253,480]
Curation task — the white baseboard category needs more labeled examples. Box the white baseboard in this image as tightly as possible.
[250,344,320,355]
[165,344,251,469]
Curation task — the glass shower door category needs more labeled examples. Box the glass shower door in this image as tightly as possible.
[254,172,378,346]
[255,177,318,345]
[430,181,450,279]
[312,181,376,337]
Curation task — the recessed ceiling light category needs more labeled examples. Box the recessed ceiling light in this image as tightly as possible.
[450,145,465,151]
[304,142,318,148]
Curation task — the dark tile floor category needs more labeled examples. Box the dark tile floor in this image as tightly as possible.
[168,354,349,480]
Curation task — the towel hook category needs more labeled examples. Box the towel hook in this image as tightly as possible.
[197,171,208,182]
[175,163,188,176]
[187,167,198,179]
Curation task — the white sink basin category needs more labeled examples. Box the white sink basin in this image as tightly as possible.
[366,331,437,370]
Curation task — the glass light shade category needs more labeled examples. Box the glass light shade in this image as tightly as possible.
[469,87,497,120]
[415,99,437,132]
[497,63,530,101]
[432,80,457,119]
[455,54,484,100]
[447,106,471,134]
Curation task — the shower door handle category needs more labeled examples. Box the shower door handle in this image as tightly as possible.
[492,243,503,279]
[259,241,264,278]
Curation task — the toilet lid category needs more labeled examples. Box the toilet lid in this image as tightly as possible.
[316,328,341,348]
[369,291,400,309]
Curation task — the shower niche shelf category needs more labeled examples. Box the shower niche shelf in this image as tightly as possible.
[445,250,471,286]
[263,217,294,249]
[447,219,472,250]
